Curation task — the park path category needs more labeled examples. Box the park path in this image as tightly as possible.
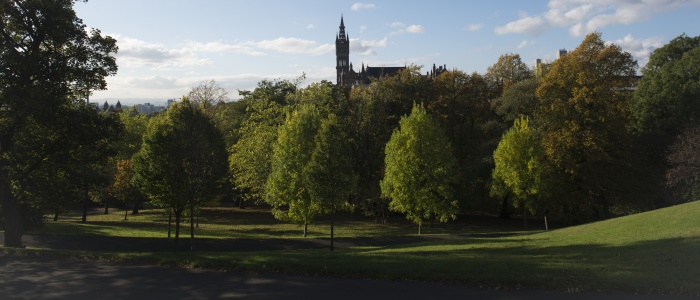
[0,253,694,300]
[12,233,453,252]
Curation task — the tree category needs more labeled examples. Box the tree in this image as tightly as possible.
[111,159,146,219]
[491,77,540,124]
[486,53,533,93]
[428,70,501,212]
[0,0,118,247]
[633,34,700,135]
[265,104,322,237]
[491,117,546,227]
[380,104,460,234]
[666,125,700,204]
[304,114,355,250]
[187,79,230,113]
[133,99,228,251]
[535,32,637,222]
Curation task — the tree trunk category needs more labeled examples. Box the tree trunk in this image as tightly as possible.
[124,204,128,221]
[330,205,335,251]
[0,170,24,247]
[418,221,422,235]
[103,200,108,215]
[132,199,140,215]
[189,201,195,252]
[238,197,245,209]
[523,206,528,229]
[303,221,308,237]
[174,209,181,252]
[53,210,59,222]
[82,189,89,224]
[167,208,172,238]
[499,194,511,219]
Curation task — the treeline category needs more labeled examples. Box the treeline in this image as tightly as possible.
[2,0,699,249]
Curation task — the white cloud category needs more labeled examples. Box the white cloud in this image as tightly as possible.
[517,40,535,49]
[495,16,547,35]
[351,3,376,11]
[306,24,315,29]
[465,24,483,32]
[115,36,211,69]
[390,22,405,28]
[608,34,665,68]
[187,41,265,56]
[255,37,334,55]
[406,25,425,33]
[497,0,700,37]
[350,37,388,56]
[389,22,425,34]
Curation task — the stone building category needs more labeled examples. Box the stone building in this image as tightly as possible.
[335,16,447,87]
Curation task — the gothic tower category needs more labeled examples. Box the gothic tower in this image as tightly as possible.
[335,15,350,86]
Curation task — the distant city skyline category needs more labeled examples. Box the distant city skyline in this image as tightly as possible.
[74,0,700,105]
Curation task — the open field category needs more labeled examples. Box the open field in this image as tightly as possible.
[4,201,700,296]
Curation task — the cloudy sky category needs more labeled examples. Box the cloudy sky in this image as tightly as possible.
[74,0,700,105]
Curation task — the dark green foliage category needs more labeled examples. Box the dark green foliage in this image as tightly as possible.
[133,99,228,250]
[633,34,700,135]
[666,125,700,203]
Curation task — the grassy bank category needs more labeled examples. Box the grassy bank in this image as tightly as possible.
[4,201,700,295]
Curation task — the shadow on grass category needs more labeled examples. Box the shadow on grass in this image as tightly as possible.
[242,237,700,295]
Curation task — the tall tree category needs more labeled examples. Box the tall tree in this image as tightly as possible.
[265,104,322,237]
[0,0,118,247]
[486,53,533,93]
[133,99,228,251]
[304,114,355,250]
[535,32,638,222]
[491,117,546,227]
[380,104,460,234]
[633,34,700,135]
[229,78,299,207]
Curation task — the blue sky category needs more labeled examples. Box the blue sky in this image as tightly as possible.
[74,0,700,105]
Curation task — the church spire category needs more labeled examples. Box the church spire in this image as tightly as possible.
[338,15,347,40]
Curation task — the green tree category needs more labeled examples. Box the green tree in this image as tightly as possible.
[535,32,638,222]
[304,114,355,250]
[346,86,392,221]
[491,77,540,124]
[229,78,299,207]
[265,104,322,237]
[428,70,501,212]
[380,104,460,234]
[633,34,700,135]
[0,0,118,247]
[486,53,533,93]
[133,99,228,251]
[491,117,545,227]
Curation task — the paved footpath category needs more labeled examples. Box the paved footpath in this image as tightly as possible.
[0,254,695,300]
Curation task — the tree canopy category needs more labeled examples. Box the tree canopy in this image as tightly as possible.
[0,0,118,247]
[380,103,460,234]
[133,99,228,251]
[535,32,638,222]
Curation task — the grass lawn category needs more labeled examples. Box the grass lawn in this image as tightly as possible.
[4,201,700,296]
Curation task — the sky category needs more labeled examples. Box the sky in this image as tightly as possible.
[73,0,700,105]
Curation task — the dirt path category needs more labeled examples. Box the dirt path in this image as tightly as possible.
[10,233,452,252]
[1,254,692,300]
